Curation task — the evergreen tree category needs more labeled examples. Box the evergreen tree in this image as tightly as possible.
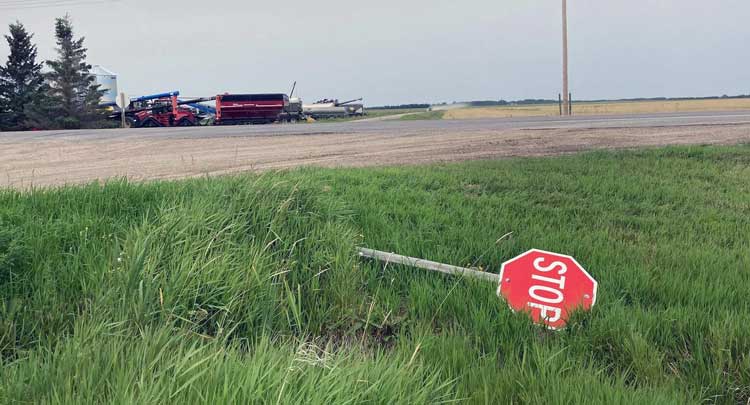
[0,22,45,131]
[40,15,105,129]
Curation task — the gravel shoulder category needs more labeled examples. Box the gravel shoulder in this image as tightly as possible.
[2,122,749,188]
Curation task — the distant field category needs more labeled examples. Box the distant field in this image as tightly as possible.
[444,98,750,119]
[365,108,427,117]
[398,110,445,120]
[320,108,427,122]
[1,145,749,403]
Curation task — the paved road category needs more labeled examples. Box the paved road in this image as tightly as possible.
[2,110,750,141]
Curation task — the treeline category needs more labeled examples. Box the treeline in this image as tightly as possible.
[0,15,109,132]
[580,95,750,102]
[369,104,431,110]
[466,95,750,107]
[430,99,558,107]
[469,99,554,106]
[408,94,750,109]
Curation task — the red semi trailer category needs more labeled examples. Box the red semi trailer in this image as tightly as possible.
[215,93,288,125]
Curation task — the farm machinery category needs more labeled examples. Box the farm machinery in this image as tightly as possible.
[111,85,364,128]
[112,91,212,128]
[303,98,364,119]
[214,93,288,125]
[112,91,290,127]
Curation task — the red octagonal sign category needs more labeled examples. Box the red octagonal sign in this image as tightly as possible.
[497,249,597,330]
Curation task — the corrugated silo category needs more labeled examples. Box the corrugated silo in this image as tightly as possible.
[90,65,118,105]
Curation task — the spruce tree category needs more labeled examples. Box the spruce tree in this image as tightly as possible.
[42,15,105,129]
[0,22,45,131]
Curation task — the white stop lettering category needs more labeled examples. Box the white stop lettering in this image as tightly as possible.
[528,285,564,304]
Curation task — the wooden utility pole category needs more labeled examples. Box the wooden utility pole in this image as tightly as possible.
[562,0,570,116]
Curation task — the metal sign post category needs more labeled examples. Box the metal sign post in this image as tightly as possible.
[116,92,128,128]
[357,247,499,283]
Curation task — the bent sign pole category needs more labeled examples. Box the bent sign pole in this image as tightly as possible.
[357,248,499,283]
[358,247,598,330]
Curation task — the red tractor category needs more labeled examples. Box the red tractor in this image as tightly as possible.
[133,98,198,127]
[112,91,205,128]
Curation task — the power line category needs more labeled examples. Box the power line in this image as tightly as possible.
[0,0,81,4]
[0,0,117,10]
[0,0,113,5]
[0,1,112,7]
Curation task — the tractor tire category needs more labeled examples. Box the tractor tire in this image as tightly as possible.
[141,117,162,128]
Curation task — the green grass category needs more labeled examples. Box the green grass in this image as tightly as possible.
[399,110,445,120]
[364,108,427,117]
[317,108,427,122]
[1,145,749,403]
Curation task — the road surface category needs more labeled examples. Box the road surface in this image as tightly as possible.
[2,111,750,188]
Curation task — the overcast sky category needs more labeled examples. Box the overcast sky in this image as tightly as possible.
[1,0,748,105]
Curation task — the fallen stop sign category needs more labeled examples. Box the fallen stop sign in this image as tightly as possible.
[497,249,597,330]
